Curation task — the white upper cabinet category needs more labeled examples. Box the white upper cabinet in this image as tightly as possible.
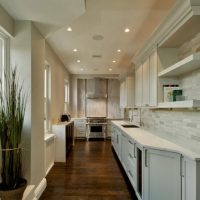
[149,50,158,106]
[135,65,142,107]
[120,75,135,108]
[142,58,150,107]
[135,49,158,107]
[133,0,200,109]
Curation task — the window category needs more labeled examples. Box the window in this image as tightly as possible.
[44,63,51,132]
[64,80,69,114]
[0,32,9,94]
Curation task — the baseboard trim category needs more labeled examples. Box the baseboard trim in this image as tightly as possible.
[35,178,47,199]
[22,185,35,200]
[46,163,54,176]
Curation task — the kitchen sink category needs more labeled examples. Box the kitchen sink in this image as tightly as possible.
[121,124,139,128]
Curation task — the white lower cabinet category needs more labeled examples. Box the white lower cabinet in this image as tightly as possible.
[74,119,86,138]
[182,156,199,200]
[121,132,128,171]
[111,125,121,160]
[143,148,181,200]
[127,139,137,191]
[111,124,200,200]
[116,128,121,160]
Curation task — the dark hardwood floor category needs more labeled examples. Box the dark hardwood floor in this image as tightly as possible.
[40,140,138,200]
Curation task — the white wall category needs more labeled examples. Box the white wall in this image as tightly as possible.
[31,23,45,186]
[45,42,70,124]
[10,21,45,188]
[10,20,32,182]
[0,5,14,36]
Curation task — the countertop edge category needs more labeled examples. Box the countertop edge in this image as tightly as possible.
[111,120,200,161]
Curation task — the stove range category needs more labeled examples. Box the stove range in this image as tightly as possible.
[86,117,108,141]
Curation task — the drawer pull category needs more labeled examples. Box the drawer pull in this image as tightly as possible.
[128,170,133,178]
[129,140,133,145]
[145,149,148,167]
[129,153,133,159]
[134,143,137,158]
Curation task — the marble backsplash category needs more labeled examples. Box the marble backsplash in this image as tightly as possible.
[142,108,200,154]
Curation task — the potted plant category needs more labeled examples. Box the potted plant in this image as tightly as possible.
[0,68,27,200]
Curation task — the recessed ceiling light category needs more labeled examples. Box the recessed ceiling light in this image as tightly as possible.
[124,28,130,33]
[112,60,116,63]
[117,49,121,52]
[77,60,80,63]
[109,68,112,71]
[73,49,78,52]
[67,27,72,31]
[80,68,84,71]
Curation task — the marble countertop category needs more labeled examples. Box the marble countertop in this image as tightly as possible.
[44,133,55,142]
[112,120,200,161]
[52,119,74,126]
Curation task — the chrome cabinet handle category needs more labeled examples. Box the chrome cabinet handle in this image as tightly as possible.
[180,155,185,177]
[129,140,133,145]
[145,149,148,167]
[129,153,133,159]
[128,170,133,178]
[134,143,137,158]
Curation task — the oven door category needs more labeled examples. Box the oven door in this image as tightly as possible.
[90,125,103,133]
[88,124,105,138]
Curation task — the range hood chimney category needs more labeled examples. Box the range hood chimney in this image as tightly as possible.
[86,78,107,99]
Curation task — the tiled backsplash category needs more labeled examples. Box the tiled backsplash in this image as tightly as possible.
[142,108,200,154]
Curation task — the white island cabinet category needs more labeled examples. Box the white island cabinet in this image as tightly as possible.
[52,121,74,162]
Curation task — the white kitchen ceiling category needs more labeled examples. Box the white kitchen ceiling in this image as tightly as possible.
[0,0,176,75]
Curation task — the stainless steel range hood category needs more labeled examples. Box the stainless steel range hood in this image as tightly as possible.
[86,78,107,99]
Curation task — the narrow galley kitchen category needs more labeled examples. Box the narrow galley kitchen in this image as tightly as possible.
[0,0,200,200]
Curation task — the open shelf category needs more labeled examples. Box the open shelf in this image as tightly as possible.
[158,52,200,77]
[160,15,200,48]
[157,100,200,108]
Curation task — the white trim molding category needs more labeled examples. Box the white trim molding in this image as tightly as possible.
[34,178,47,199]
[133,0,200,64]
[22,185,35,200]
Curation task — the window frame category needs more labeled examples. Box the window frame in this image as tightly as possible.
[44,62,51,133]
[0,31,10,95]
[64,80,69,114]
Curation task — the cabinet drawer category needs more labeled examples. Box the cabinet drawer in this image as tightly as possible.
[127,156,137,188]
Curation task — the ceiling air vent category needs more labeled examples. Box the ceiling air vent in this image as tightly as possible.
[92,35,104,40]
[92,54,102,58]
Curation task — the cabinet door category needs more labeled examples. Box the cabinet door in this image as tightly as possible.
[142,59,150,106]
[126,76,135,108]
[144,149,181,200]
[149,50,157,106]
[74,120,86,137]
[114,128,121,160]
[121,133,128,171]
[182,157,196,200]
[120,80,126,108]
[127,139,137,190]
[135,65,142,107]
